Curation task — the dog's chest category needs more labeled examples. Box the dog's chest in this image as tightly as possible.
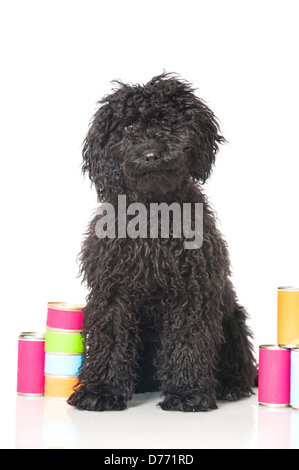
[126,236,186,288]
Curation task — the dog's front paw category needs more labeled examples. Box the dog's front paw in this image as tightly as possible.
[67,387,127,411]
[158,393,218,412]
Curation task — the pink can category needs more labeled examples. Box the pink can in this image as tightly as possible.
[47,302,85,330]
[17,332,45,396]
[258,344,290,407]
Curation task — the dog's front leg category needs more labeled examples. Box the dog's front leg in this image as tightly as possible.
[156,299,221,412]
[67,293,140,411]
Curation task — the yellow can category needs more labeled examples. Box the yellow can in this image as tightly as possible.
[278,287,299,347]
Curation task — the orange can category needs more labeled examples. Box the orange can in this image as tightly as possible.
[44,374,78,400]
[278,287,299,347]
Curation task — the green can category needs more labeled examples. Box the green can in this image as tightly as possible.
[45,327,84,353]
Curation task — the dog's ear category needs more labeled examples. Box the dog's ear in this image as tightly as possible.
[187,96,225,184]
[82,101,125,202]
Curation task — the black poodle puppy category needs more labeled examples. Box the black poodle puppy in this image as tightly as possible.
[68,73,256,412]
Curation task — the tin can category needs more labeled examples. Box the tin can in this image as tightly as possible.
[45,327,84,354]
[44,374,78,400]
[47,302,85,330]
[291,348,299,409]
[277,286,299,347]
[17,332,45,396]
[258,345,290,407]
[44,352,83,376]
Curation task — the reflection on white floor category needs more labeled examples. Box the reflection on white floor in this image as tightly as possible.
[9,388,299,449]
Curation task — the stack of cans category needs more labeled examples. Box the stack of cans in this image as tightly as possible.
[44,302,85,400]
[258,287,299,409]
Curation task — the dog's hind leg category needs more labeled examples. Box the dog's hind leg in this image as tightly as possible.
[215,288,257,401]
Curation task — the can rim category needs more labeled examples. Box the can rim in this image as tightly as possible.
[18,332,45,341]
[259,344,289,350]
[259,402,290,408]
[45,351,83,356]
[46,326,83,335]
[278,286,299,291]
[17,392,44,397]
[47,302,85,311]
[44,373,78,379]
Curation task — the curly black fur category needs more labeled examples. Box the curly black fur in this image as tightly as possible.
[67,73,256,412]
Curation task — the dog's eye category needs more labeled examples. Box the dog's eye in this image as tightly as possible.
[125,124,134,133]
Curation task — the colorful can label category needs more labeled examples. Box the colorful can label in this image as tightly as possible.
[291,348,299,409]
[47,302,85,330]
[258,345,290,407]
[17,332,45,396]
[277,287,299,347]
[44,374,78,400]
[44,352,83,376]
[45,328,84,354]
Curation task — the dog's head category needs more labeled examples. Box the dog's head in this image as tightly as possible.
[82,73,225,201]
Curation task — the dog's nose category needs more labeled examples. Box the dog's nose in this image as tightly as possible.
[142,151,160,163]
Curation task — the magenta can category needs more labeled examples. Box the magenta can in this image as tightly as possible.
[258,344,290,407]
[46,302,85,330]
[17,332,45,396]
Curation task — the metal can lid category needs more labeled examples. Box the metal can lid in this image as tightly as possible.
[278,286,299,291]
[47,302,85,311]
[259,344,289,350]
[18,332,45,341]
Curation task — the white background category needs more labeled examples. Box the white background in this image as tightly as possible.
[1,0,299,445]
